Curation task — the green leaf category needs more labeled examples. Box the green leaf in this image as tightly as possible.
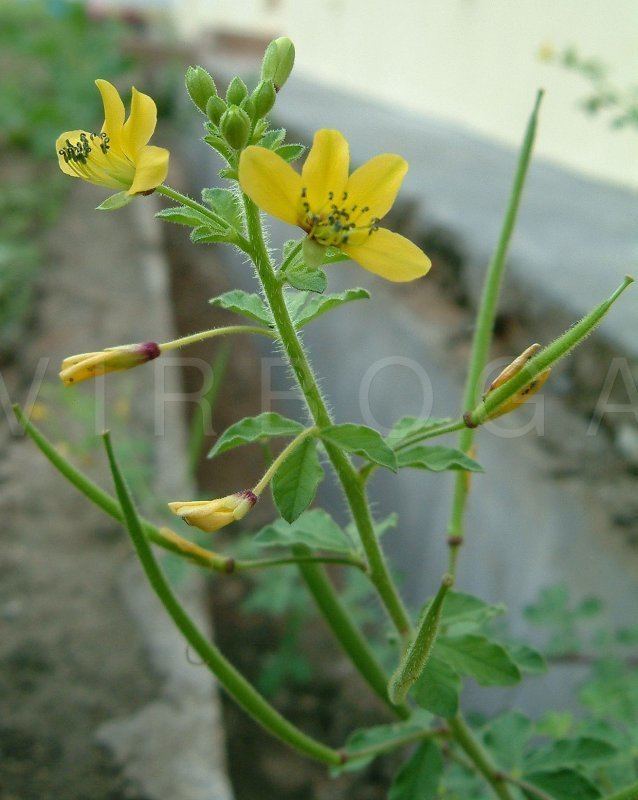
[335,715,432,775]
[96,190,133,211]
[505,642,547,675]
[254,509,353,553]
[302,236,327,269]
[261,128,286,149]
[190,224,233,244]
[413,654,461,718]
[209,289,272,325]
[440,592,506,634]
[285,262,328,293]
[292,288,370,328]
[208,412,304,458]
[434,634,521,686]
[396,445,483,472]
[272,438,324,523]
[522,769,601,800]
[386,416,454,449]
[276,143,305,162]
[201,187,243,230]
[483,711,533,771]
[523,737,618,773]
[321,423,398,472]
[389,741,443,800]
[155,205,209,226]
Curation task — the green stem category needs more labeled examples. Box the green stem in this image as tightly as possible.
[602,782,638,800]
[446,89,543,574]
[160,324,277,352]
[243,196,412,638]
[235,553,367,572]
[13,405,227,570]
[253,426,318,496]
[291,544,409,718]
[450,716,515,800]
[103,432,341,766]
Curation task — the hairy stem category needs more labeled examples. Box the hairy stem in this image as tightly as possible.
[243,195,412,638]
[450,716,515,800]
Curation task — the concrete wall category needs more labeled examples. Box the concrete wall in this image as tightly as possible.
[170,0,638,190]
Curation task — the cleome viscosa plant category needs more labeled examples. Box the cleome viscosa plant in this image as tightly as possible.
[16,36,637,800]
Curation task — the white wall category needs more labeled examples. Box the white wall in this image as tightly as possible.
[174,0,638,189]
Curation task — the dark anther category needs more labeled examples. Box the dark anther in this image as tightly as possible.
[342,191,348,200]
[447,535,463,547]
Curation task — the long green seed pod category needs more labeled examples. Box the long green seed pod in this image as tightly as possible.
[467,275,634,426]
[388,573,454,705]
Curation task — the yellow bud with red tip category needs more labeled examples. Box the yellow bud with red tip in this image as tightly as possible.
[59,342,160,386]
[168,491,257,534]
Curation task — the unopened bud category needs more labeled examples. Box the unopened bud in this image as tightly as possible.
[206,95,227,126]
[185,65,217,114]
[260,37,295,91]
[251,79,277,118]
[240,95,256,120]
[168,490,257,533]
[226,76,248,106]
[220,106,251,149]
[59,342,160,386]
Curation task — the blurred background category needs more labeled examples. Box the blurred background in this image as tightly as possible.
[1,2,637,799]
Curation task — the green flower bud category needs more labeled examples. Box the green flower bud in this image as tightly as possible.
[260,37,295,91]
[226,76,248,106]
[185,65,217,114]
[220,106,251,150]
[206,95,227,125]
[240,95,256,120]
[251,79,276,118]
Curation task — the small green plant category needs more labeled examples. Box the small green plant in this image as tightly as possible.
[15,34,638,800]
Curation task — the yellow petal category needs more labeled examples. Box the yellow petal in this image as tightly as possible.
[345,154,408,222]
[95,79,125,146]
[239,146,302,226]
[301,129,349,211]
[128,145,170,195]
[122,87,157,158]
[343,228,431,282]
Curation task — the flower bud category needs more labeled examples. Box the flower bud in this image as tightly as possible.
[260,37,295,91]
[220,106,251,150]
[168,490,257,533]
[185,65,217,114]
[206,95,227,126]
[240,95,256,120]
[251,79,276,118]
[59,342,160,386]
[225,76,248,106]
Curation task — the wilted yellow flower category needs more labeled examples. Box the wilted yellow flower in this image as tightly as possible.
[484,344,551,420]
[59,342,160,386]
[239,129,431,282]
[168,491,257,533]
[56,80,169,195]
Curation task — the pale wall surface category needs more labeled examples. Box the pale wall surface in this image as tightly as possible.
[171,0,638,189]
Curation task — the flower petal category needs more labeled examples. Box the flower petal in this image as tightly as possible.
[128,145,170,195]
[343,228,431,282]
[301,129,349,211]
[95,79,125,146]
[345,154,408,222]
[239,146,302,226]
[56,129,86,178]
[122,87,157,157]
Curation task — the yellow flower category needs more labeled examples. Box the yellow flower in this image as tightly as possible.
[168,491,257,534]
[239,129,431,282]
[59,342,160,386]
[56,79,169,195]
